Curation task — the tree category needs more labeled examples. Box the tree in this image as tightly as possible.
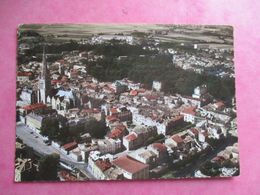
[38,153,60,181]
[84,118,108,139]
[40,117,60,140]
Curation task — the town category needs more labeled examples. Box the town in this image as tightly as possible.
[15,25,239,181]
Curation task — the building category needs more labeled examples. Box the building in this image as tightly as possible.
[123,126,157,150]
[17,71,33,82]
[152,81,162,92]
[165,135,184,148]
[147,143,169,164]
[78,143,99,162]
[181,106,197,124]
[112,155,149,179]
[97,138,122,154]
[38,47,51,104]
[107,124,127,140]
[88,151,123,180]
[20,88,38,105]
[48,89,76,115]
[192,85,207,99]
[61,141,78,155]
[128,148,157,166]
[25,108,57,132]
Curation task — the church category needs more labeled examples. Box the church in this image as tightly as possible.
[38,47,77,115]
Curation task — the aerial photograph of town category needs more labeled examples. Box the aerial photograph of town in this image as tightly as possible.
[15,24,239,182]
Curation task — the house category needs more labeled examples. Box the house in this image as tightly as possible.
[20,88,38,105]
[181,106,197,124]
[192,85,207,99]
[17,71,33,82]
[80,133,92,143]
[165,135,184,148]
[147,143,169,164]
[187,128,200,139]
[61,141,78,155]
[123,126,157,150]
[69,147,82,161]
[107,124,127,140]
[213,101,225,111]
[22,103,47,115]
[104,167,124,180]
[88,151,123,180]
[152,81,162,92]
[128,148,157,166]
[78,143,99,162]
[88,151,113,180]
[97,138,122,154]
[112,155,149,180]
[25,109,57,133]
[123,133,138,150]
[106,115,120,126]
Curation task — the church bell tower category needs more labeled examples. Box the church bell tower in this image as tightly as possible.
[38,46,51,104]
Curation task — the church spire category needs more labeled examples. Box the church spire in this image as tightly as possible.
[41,46,47,79]
[38,45,51,104]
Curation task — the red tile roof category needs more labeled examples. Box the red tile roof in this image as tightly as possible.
[214,101,225,108]
[130,90,138,96]
[59,170,77,181]
[181,107,197,116]
[172,115,184,122]
[95,159,112,172]
[81,108,101,114]
[106,115,119,122]
[22,103,47,111]
[108,124,126,139]
[51,79,62,84]
[110,108,118,114]
[190,128,199,135]
[17,72,32,76]
[62,141,78,151]
[171,135,183,144]
[152,143,167,152]
[112,156,149,174]
[125,133,137,141]
[103,86,115,93]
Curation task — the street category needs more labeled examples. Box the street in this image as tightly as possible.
[16,122,95,179]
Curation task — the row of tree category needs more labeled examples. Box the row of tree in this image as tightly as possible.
[40,115,108,144]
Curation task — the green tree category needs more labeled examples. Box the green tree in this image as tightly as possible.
[84,118,108,139]
[38,153,60,181]
[41,117,60,140]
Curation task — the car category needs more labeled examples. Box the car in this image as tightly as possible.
[43,139,51,145]
[35,135,38,138]
[30,132,33,134]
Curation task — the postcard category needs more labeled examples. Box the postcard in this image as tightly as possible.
[15,24,239,182]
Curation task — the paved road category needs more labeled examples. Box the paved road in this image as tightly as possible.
[16,122,95,180]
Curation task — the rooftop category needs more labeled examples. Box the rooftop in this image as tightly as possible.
[125,133,137,141]
[22,103,47,111]
[95,159,112,172]
[62,141,78,151]
[171,135,184,144]
[112,155,149,174]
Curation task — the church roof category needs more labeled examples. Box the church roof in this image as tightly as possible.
[56,90,74,100]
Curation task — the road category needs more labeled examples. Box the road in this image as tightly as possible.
[16,122,95,180]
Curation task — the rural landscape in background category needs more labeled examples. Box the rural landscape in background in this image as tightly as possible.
[15,24,239,182]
